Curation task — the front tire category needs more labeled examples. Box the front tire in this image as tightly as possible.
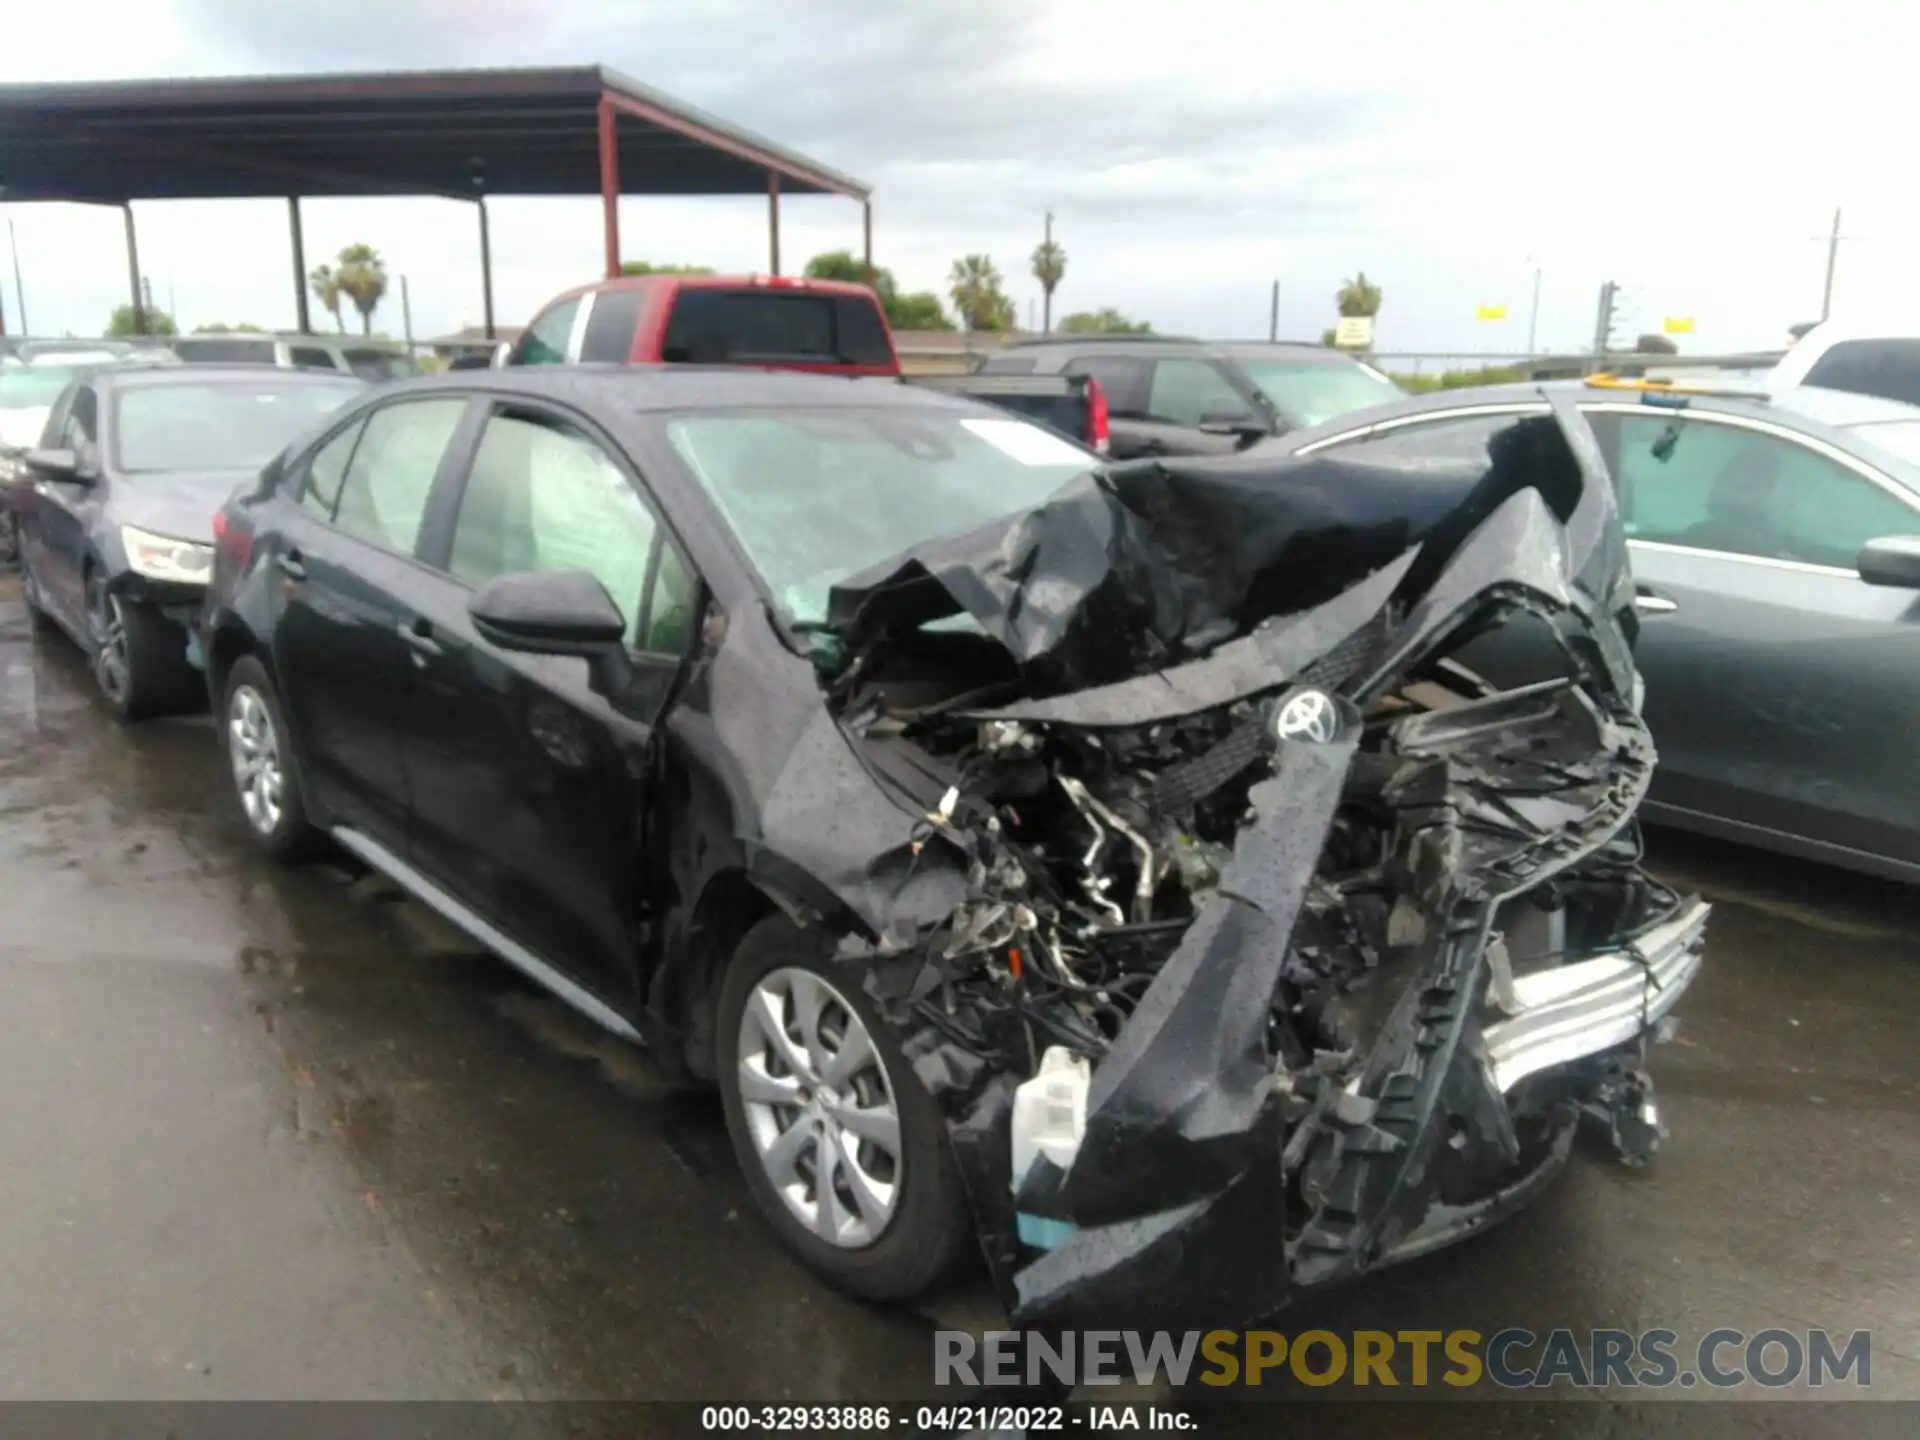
[86,570,198,723]
[222,655,318,861]
[717,917,972,1301]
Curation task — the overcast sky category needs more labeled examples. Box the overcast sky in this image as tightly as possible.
[1,0,1915,357]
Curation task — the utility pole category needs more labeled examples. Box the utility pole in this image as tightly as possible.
[1526,266,1542,356]
[1592,280,1621,365]
[1269,279,1279,342]
[9,219,26,336]
[1813,207,1857,322]
[401,274,414,358]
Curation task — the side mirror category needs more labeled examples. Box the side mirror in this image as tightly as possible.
[25,446,86,482]
[1197,409,1269,449]
[1857,535,1920,590]
[469,569,635,700]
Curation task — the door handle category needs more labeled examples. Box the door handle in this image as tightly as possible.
[1634,591,1678,614]
[398,618,442,661]
[275,550,307,581]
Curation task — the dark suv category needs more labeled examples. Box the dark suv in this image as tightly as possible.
[977,337,1402,460]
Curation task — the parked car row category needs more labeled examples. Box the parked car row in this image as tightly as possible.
[0,285,1710,1333]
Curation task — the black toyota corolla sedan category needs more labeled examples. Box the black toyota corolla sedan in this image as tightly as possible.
[200,367,1706,1328]
[14,364,364,720]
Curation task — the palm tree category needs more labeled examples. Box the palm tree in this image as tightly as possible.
[948,254,1006,331]
[309,264,344,333]
[1031,232,1066,334]
[1336,272,1383,319]
[335,243,389,335]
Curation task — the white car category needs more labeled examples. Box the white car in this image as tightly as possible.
[1770,317,1920,406]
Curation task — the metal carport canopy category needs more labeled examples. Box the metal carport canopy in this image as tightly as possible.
[0,64,874,337]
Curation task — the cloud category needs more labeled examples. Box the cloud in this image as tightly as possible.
[4,0,1919,350]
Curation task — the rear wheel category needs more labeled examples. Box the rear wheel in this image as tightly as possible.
[222,655,318,861]
[717,917,972,1300]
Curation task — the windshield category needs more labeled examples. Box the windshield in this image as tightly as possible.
[0,364,83,411]
[664,409,1095,625]
[1236,356,1403,427]
[113,380,362,474]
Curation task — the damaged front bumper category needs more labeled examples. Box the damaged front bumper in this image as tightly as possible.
[1483,896,1707,1094]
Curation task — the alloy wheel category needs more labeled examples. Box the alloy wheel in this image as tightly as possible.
[736,966,903,1248]
[227,685,285,835]
[87,577,129,703]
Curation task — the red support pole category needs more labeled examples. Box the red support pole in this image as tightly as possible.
[767,172,781,277]
[598,97,621,279]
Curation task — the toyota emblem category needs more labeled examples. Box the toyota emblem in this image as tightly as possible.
[1272,688,1341,744]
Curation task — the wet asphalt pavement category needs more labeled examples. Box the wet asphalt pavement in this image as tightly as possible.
[1,570,1916,1429]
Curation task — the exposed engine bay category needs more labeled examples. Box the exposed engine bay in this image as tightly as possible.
[801,394,1708,1329]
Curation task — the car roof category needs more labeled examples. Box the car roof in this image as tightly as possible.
[362,363,996,414]
[1274,377,1920,479]
[93,363,365,390]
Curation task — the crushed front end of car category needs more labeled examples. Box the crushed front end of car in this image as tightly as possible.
[807,393,1707,1328]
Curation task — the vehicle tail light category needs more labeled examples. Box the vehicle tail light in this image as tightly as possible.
[213,506,251,571]
[1085,376,1111,454]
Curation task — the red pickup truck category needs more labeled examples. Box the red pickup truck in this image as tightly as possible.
[496,273,1109,452]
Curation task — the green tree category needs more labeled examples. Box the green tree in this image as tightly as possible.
[804,249,954,330]
[888,291,954,330]
[1031,235,1066,333]
[803,248,885,293]
[105,304,176,337]
[1336,272,1383,319]
[194,321,266,333]
[620,260,714,276]
[1320,327,1338,347]
[309,264,345,333]
[1059,307,1151,335]
[335,243,388,336]
[948,254,1014,331]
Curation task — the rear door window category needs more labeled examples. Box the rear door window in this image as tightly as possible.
[1145,358,1250,427]
[330,398,467,555]
[659,290,891,366]
[290,346,339,372]
[297,418,367,519]
[1802,340,1920,407]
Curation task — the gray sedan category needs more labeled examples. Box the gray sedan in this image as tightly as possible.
[1262,381,1920,883]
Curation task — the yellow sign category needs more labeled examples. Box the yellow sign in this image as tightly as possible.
[1333,316,1373,348]
[1663,316,1694,335]
[1476,305,1508,322]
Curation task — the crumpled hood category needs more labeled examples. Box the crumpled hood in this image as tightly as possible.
[826,390,1627,705]
[114,470,257,546]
